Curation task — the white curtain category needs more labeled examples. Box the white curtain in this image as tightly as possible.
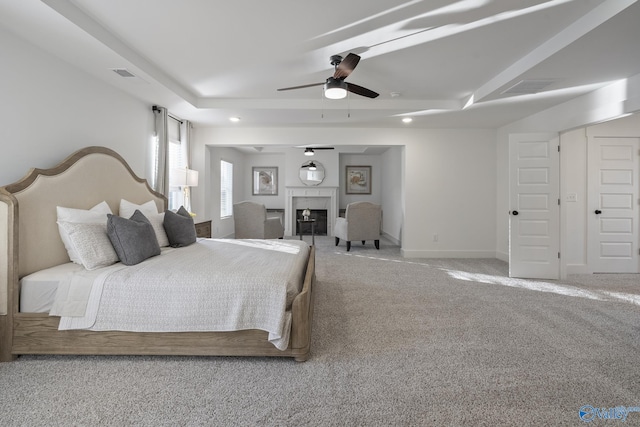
[151,105,168,194]
[180,120,193,210]
[167,117,183,210]
[152,106,194,211]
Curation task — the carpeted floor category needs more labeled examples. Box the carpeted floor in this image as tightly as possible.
[1,236,639,426]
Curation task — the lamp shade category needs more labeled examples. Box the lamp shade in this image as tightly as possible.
[171,168,198,187]
[186,169,198,187]
[324,77,347,99]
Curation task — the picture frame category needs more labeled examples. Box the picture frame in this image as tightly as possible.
[346,165,372,194]
[252,166,278,195]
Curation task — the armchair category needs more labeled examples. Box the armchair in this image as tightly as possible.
[233,201,284,239]
[334,202,381,251]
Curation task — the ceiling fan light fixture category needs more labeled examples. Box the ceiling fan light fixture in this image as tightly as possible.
[304,148,314,156]
[324,78,347,99]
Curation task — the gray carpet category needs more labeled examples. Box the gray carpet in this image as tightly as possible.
[1,236,639,426]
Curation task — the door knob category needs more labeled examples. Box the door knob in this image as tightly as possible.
[595,209,602,215]
[511,210,519,216]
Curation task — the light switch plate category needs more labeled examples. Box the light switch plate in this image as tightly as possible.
[566,193,578,202]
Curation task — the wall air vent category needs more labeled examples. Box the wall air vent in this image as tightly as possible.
[501,79,556,95]
[111,68,136,78]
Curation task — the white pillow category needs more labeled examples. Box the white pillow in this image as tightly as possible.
[57,222,119,270]
[119,199,159,217]
[57,201,112,264]
[119,199,169,247]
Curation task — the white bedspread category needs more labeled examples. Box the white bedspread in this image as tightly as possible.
[56,239,309,350]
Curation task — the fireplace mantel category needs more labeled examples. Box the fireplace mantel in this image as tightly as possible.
[285,187,338,237]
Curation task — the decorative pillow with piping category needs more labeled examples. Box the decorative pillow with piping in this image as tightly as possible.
[56,201,112,264]
[163,206,197,247]
[107,210,161,266]
[57,221,119,270]
[119,199,169,247]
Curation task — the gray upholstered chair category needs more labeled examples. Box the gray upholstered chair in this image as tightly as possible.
[334,201,381,251]
[233,201,284,239]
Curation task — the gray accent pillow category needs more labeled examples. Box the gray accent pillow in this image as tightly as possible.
[163,206,197,247]
[107,210,161,265]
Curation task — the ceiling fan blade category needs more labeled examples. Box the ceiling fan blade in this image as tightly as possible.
[277,82,324,91]
[346,82,379,98]
[333,53,360,80]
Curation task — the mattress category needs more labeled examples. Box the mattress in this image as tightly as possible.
[19,246,179,313]
[19,239,310,350]
[20,262,85,312]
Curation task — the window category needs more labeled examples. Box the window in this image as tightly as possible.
[220,160,233,218]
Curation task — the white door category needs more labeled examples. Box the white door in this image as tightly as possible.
[509,133,560,279]
[587,137,640,273]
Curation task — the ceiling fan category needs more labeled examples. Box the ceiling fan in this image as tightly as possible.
[301,161,318,170]
[301,147,334,156]
[278,53,379,99]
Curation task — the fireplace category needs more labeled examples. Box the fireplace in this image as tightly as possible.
[285,187,337,237]
[296,209,328,235]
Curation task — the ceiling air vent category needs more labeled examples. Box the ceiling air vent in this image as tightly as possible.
[501,79,556,95]
[111,68,136,78]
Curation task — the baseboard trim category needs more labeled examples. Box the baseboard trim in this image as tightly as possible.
[496,251,508,263]
[381,232,400,246]
[401,249,497,259]
[566,264,589,274]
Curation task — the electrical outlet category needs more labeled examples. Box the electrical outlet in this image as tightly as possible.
[433,234,439,242]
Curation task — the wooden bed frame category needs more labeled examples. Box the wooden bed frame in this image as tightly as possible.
[0,146,314,362]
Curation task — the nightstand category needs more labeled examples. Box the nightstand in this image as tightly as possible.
[194,220,212,238]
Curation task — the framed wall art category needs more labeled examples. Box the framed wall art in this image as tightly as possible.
[346,165,371,194]
[252,166,278,195]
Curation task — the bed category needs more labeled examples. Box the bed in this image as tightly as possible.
[0,146,315,362]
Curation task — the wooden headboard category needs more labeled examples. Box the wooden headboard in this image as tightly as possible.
[0,146,167,316]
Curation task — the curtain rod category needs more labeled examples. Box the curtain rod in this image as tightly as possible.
[168,114,184,124]
[152,105,184,124]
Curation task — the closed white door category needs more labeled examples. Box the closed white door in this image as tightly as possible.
[588,137,640,273]
[509,133,560,279]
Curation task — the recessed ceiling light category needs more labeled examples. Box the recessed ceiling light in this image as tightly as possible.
[402,117,413,123]
[229,117,241,122]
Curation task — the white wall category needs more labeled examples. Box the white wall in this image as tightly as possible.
[339,154,383,207]
[496,72,640,265]
[380,146,404,244]
[285,148,339,188]
[191,127,497,256]
[0,27,152,187]
[244,152,286,209]
[401,130,497,257]
[205,146,246,237]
